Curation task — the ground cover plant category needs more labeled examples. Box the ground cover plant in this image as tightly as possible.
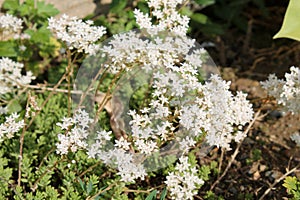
[0,0,299,199]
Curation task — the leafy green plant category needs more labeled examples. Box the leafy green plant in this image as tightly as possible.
[1,0,61,75]
[283,176,300,200]
[90,0,137,36]
[0,0,259,199]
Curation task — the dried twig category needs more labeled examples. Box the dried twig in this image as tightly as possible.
[258,164,300,200]
[17,92,31,187]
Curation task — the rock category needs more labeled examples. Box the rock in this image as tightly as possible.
[0,0,113,18]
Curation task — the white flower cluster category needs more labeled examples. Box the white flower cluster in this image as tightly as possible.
[134,0,189,35]
[0,57,35,95]
[199,75,254,149]
[92,29,253,180]
[56,109,93,155]
[87,131,147,183]
[69,0,253,184]
[0,14,23,40]
[165,156,204,199]
[48,14,106,55]
[261,66,300,114]
[127,73,253,152]
[102,30,196,74]
[0,113,24,142]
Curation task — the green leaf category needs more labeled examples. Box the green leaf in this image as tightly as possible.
[137,1,150,14]
[180,7,193,17]
[146,190,157,200]
[160,188,167,200]
[273,0,300,41]
[283,176,298,192]
[110,0,127,14]
[26,26,51,43]
[195,0,215,7]
[2,0,20,11]
[7,99,22,113]
[191,13,208,24]
[37,1,59,17]
[18,0,35,17]
[78,178,85,191]
[0,41,18,57]
[86,180,93,195]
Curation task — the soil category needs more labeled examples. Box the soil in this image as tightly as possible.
[196,1,300,199]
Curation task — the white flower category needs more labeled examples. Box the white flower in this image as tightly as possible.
[19,45,26,51]
[48,14,106,55]
[178,136,196,153]
[98,148,147,183]
[135,139,158,155]
[0,57,35,95]
[134,0,189,36]
[0,14,23,40]
[165,156,204,199]
[0,113,24,142]
[114,137,131,150]
[261,66,300,114]
[55,109,93,155]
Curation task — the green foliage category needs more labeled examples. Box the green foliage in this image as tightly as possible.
[0,150,13,197]
[2,0,61,76]
[246,148,262,165]
[283,176,300,200]
[199,161,218,181]
[179,1,225,37]
[92,0,137,36]
[195,0,267,36]
[0,41,18,57]
[3,0,59,23]
[145,190,157,200]
[273,0,300,41]
[110,0,128,14]
[195,0,216,7]
[204,190,224,200]
[160,188,167,200]
[0,0,261,199]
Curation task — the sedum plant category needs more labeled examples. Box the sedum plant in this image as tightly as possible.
[0,0,255,199]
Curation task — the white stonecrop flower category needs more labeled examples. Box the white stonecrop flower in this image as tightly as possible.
[87,131,146,182]
[96,30,253,167]
[85,5,254,181]
[56,109,93,155]
[0,57,35,95]
[261,66,300,114]
[0,113,25,142]
[88,145,146,182]
[48,14,106,55]
[114,136,131,150]
[0,13,23,40]
[87,130,112,158]
[165,156,204,199]
[134,0,189,36]
[201,75,253,149]
[102,30,196,74]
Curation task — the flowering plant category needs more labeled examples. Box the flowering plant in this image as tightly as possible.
[5,0,295,199]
